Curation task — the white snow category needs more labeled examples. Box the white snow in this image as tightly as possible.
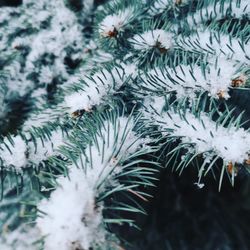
[0,0,88,121]
[0,127,66,169]
[130,29,173,51]
[28,130,65,164]
[142,57,240,99]
[65,65,135,113]
[0,225,40,250]
[186,0,250,27]
[149,0,189,15]
[145,97,250,164]
[38,66,54,85]
[177,30,250,63]
[99,8,135,37]
[37,116,146,249]
[22,107,62,132]
[37,167,105,250]
[0,135,27,169]
[83,0,94,12]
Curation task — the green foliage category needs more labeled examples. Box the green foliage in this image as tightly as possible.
[0,0,249,249]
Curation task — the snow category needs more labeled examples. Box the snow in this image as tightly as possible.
[186,0,250,27]
[37,116,145,249]
[38,66,54,85]
[82,117,145,183]
[0,87,8,123]
[151,0,171,13]
[177,30,250,63]
[0,136,27,169]
[145,97,250,164]
[142,57,240,99]
[0,226,40,250]
[194,182,205,189]
[0,0,88,122]
[22,108,62,132]
[65,65,135,113]
[130,29,173,51]
[37,167,105,250]
[99,8,135,37]
[0,128,66,168]
[1,0,249,247]
[28,130,65,164]
[149,0,189,14]
[82,0,94,12]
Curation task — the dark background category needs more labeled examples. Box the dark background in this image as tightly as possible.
[0,0,22,7]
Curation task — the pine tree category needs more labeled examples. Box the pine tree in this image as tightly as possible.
[0,0,249,249]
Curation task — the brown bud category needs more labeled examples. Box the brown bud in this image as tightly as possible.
[155,41,168,54]
[231,74,247,87]
[175,0,182,4]
[217,90,226,99]
[14,45,23,50]
[107,28,118,37]
[71,110,84,118]
[71,108,92,118]
[227,161,238,176]
[227,161,233,174]
[245,158,250,165]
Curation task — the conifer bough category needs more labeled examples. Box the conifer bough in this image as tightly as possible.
[0,0,249,249]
